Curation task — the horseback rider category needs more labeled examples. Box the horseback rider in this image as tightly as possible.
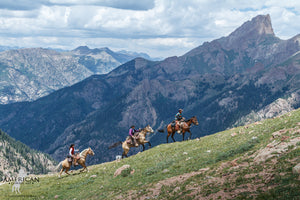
[69,144,79,166]
[129,125,139,147]
[172,109,185,133]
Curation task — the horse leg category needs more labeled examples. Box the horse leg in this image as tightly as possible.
[182,132,185,141]
[80,164,87,172]
[122,149,129,158]
[188,130,192,140]
[141,144,145,152]
[65,168,70,175]
[122,151,126,158]
[166,132,171,143]
[59,168,64,177]
[171,132,176,142]
[148,141,152,148]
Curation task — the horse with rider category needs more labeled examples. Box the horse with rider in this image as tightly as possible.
[159,108,199,143]
[58,144,95,177]
[109,125,154,158]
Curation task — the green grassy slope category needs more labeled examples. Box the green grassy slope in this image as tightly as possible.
[1,108,299,199]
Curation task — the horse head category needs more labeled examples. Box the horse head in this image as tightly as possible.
[87,147,95,156]
[191,116,199,125]
[144,125,154,134]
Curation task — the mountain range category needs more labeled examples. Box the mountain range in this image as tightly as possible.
[0,46,155,104]
[0,14,299,164]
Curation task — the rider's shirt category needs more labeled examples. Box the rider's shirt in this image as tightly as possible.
[129,128,138,136]
[69,147,79,156]
[175,112,183,121]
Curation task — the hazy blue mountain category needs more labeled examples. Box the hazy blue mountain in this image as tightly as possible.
[0,46,155,104]
[0,15,299,164]
[0,46,20,52]
[70,46,157,74]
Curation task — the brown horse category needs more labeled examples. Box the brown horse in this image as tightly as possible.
[109,125,154,158]
[160,116,199,143]
[58,147,95,177]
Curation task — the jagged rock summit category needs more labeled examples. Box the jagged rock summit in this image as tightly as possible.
[183,14,299,74]
[225,14,275,47]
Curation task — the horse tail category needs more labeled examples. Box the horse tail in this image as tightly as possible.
[108,141,123,149]
[158,129,164,133]
[55,161,63,171]
[158,125,167,133]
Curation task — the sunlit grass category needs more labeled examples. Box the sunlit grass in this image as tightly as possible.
[1,108,300,199]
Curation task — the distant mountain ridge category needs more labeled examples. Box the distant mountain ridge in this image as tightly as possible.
[0,14,299,164]
[0,46,20,52]
[0,46,155,104]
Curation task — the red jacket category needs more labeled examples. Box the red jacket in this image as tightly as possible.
[69,147,74,156]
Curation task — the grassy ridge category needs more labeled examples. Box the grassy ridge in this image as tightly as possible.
[1,108,300,199]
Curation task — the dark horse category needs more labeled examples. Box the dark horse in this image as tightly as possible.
[159,116,199,143]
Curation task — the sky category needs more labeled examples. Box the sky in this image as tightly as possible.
[0,0,299,58]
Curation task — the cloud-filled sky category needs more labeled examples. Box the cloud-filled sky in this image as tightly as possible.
[0,0,299,58]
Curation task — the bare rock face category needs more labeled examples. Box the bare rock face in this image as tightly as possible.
[253,137,300,163]
[114,165,131,177]
[0,48,93,104]
[225,14,274,47]
[292,163,300,174]
[184,15,300,75]
[234,92,300,126]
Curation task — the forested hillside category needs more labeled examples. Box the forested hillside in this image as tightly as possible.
[0,130,56,177]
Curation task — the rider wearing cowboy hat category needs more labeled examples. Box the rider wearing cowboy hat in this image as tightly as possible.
[69,144,79,166]
[174,109,185,133]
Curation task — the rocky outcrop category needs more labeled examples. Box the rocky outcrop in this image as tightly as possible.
[253,127,300,163]
[292,163,300,174]
[114,165,131,177]
[233,92,300,126]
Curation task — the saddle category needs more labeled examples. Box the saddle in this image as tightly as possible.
[126,133,140,145]
[171,121,181,130]
[171,121,184,134]
[67,154,80,163]
[126,136,131,144]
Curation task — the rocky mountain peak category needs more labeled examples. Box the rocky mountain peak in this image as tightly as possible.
[220,14,275,49]
[72,46,114,55]
[72,46,91,54]
[230,14,274,38]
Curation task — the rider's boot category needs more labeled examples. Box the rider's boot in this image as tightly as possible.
[134,138,138,147]
[74,158,78,166]
[177,124,182,134]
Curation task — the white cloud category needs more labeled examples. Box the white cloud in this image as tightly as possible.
[0,0,299,58]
